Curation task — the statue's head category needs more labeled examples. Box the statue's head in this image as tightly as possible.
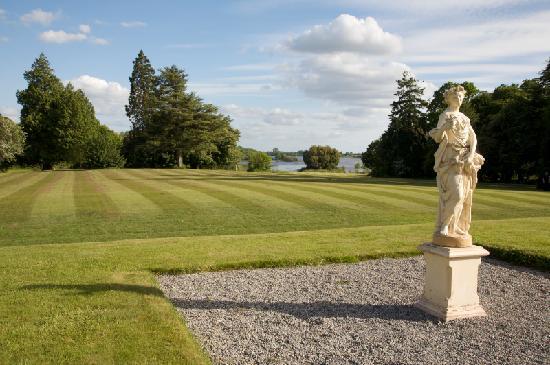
[443,85,466,108]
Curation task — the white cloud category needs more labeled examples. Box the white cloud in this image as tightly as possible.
[0,36,7,43]
[38,25,110,46]
[68,75,129,130]
[286,14,401,55]
[21,9,59,26]
[79,24,91,34]
[189,82,281,96]
[0,106,20,122]
[39,30,87,44]
[90,37,109,45]
[222,63,279,72]
[285,53,411,107]
[0,8,6,20]
[120,21,147,28]
[403,11,550,64]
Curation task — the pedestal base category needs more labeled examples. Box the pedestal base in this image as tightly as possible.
[416,243,490,322]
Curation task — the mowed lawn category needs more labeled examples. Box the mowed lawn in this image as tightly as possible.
[0,169,549,364]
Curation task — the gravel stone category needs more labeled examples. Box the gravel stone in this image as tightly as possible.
[157,257,549,365]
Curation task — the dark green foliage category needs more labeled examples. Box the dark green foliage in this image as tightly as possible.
[303,145,341,170]
[122,52,240,169]
[363,59,550,184]
[123,50,158,167]
[362,71,429,177]
[247,150,272,171]
[125,50,157,133]
[16,53,123,170]
[17,54,65,169]
[84,126,125,168]
[471,61,550,183]
[0,114,25,169]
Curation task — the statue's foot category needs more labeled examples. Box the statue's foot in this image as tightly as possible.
[439,226,449,236]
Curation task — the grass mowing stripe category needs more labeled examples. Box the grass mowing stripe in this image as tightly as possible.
[474,190,550,207]
[31,171,76,219]
[103,169,198,212]
[126,169,235,208]
[0,170,31,187]
[270,179,414,212]
[73,171,120,219]
[161,171,308,210]
[133,169,267,211]
[205,178,327,210]
[310,181,434,210]
[0,171,44,199]
[0,172,56,223]
[228,177,370,212]
[472,194,548,212]
[94,170,161,215]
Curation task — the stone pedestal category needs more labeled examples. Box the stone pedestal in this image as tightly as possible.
[416,243,489,321]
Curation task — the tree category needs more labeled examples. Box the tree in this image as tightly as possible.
[151,66,193,167]
[122,54,241,169]
[16,53,64,169]
[303,145,341,170]
[0,114,25,169]
[17,54,99,169]
[184,96,240,168]
[247,150,271,172]
[361,139,383,175]
[123,50,158,167]
[363,71,429,177]
[537,58,550,183]
[140,64,241,169]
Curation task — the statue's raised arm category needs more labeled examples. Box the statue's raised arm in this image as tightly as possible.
[429,85,484,247]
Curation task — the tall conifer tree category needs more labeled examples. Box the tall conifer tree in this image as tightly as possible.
[123,50,157,166]
[363,71,429,177]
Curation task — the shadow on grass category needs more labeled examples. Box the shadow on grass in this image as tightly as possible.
[20,283,165,296]
[170,298,433,322]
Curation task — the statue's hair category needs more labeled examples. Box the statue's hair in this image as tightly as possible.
[443,85,466,101]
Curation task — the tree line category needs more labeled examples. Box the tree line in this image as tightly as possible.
[362,59,550,184]
[0,51,241,170]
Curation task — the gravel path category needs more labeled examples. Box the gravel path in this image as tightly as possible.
[158,257,549,365]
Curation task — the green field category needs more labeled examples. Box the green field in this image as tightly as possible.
[1,169,549,364]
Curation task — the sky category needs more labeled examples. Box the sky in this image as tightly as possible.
[0,0,549,152]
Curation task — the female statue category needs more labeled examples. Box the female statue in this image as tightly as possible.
[429,85,484,247]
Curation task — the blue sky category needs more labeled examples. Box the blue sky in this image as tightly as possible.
[1,0,549,152]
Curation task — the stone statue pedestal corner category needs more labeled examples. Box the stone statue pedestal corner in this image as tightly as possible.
[416,242,490,322]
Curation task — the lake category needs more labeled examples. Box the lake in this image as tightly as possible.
[271,156,363,172]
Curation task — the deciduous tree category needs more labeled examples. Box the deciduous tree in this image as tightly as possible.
[0,114,25,169]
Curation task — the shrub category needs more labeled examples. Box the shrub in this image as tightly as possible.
[303,145,341,170]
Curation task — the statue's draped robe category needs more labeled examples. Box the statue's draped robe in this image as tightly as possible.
[429,112,484,236]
